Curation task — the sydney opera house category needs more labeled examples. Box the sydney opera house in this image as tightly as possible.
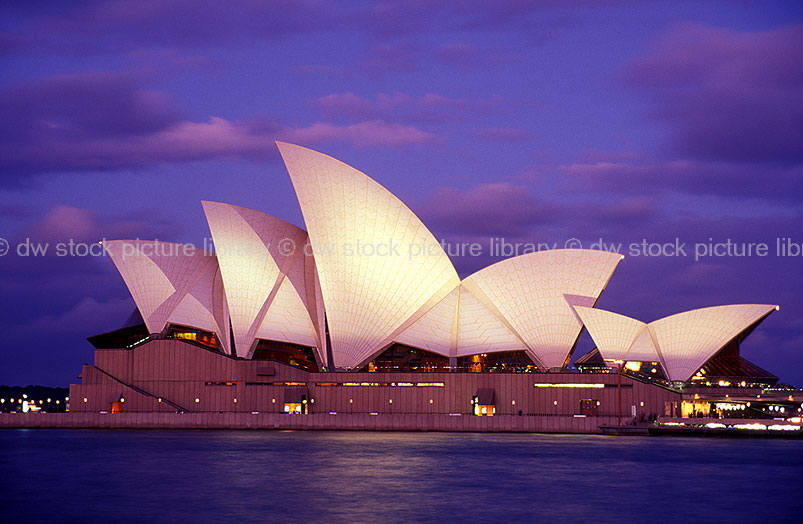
[67,142,794,428]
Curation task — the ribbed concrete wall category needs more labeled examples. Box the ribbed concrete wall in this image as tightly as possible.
[66,339,680,424]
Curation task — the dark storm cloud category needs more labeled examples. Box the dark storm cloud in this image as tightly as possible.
[625,23,803,164]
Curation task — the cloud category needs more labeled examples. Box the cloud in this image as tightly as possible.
[416,182,559,237]
[476,127,531,142]
[284,120,437,148]
[432,43,480,65]
[625,22,803,163]
[311,91,504,125]
[555,158,803,201]
[24,205,151,245]
[3,0,342,55]
[0,74,437,180]
[0,72,182,144]
[314,92,413,120]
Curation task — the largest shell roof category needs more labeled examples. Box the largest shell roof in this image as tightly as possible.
[103,142,777,376]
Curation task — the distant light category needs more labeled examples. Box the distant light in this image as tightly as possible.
[194,398,200,403]
[83,397,87,403]
[0,399,4,404]
[272,398,276,404]
[233,398,238,403]
[349,399,353,404]
[512,400,516,406]
[429,399,433,404]
[23,394,27,399]
[157,398,162,403]
[47,398,51,403]
[553,400,558,406]
[120,398,125,403]
[640,401,644,407]
[65,397,69,401]
[775,305,780,311]
[389,399,393,404]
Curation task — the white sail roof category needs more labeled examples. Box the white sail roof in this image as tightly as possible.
[463,249,623,369]
[202,201,319,360]
[103,239,230,354]
[576,304,778,382]
[278,141,460,369]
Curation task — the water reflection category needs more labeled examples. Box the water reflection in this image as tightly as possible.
[1,430,802,523]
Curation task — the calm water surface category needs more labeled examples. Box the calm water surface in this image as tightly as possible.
[1,429,802,523]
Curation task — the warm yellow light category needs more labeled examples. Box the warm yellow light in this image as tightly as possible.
[640,401,644,407]
[83,397,87,403]
[511,400,516,406]
[157,398,162,403]
[429,399,433,404]
[553,400,558,406]
[624,361,641,372]
[233,398,238,403]
[272,398,276,403]
[120,398,125,403]
[534,383,605,389]
[194,398,200,403]
[389,399,393,404]
[349,399,353,404]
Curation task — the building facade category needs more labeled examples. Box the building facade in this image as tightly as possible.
[67,143,793,427]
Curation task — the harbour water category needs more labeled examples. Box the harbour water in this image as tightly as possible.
[1,430,802,523]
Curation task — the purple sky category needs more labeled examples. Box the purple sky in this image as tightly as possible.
[1,1,801,386]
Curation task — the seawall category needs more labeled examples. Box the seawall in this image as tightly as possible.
[0,412,617,433]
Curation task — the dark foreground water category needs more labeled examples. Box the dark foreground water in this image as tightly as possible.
[1,430,802,524]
